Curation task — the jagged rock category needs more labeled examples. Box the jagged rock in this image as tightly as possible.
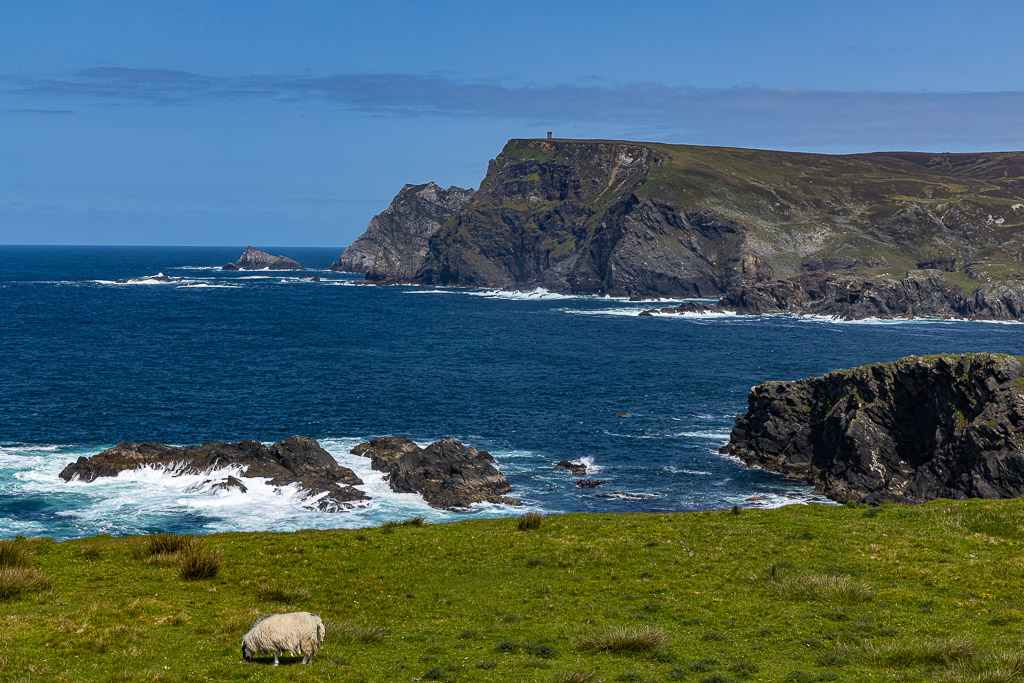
[350,436,520,510]
[554,460,587,475]
[222,246,303,270]
[638,301,715,316]
[575,479,606,488]
[330,182,475,279]
[721,353,1024,504]
[298,274,321,281]
[59,436,366,512]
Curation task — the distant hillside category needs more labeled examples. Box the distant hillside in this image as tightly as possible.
[344,139,1024,298]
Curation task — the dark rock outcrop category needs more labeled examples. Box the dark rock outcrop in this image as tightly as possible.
[59,436,366,511]
[575,479,606,488]
[722,353,1024,504]
[554,460,587,475]
[642,273,1024,321]
[330,182,475,278]
[222,246,303,271]
[350,437,520,510]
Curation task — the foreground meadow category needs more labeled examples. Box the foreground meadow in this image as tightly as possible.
[3,500,1024,682]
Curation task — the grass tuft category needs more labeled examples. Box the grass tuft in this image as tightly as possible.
[0,539,33,568]
[577,626,668,653]
[0,566,51,598]
[766,571,872,603]
[518,511,543,530]
[143,534,201,556]
[550,672,596,683]
[841,636,975,667]
[330,620,386,643]
[255,581,309,603]
[177,549,221,580]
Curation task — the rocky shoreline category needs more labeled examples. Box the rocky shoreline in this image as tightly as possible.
[59,435,519,512]
[640,272,1024,322]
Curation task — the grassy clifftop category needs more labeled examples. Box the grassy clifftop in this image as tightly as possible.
[6,501,1024,681]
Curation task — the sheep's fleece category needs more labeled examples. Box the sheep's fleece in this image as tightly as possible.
[242,611,325,665]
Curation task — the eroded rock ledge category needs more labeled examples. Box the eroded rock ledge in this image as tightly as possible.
[351,437,520,510]
[721,353,1024,504]
[58,436,366,512]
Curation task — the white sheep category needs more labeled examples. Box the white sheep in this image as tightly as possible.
[241,611,325,665]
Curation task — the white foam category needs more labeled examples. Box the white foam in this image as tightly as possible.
[674,429,732,440]
[176,266,222,271]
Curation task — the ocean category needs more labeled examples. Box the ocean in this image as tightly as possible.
[2,245,1022,540]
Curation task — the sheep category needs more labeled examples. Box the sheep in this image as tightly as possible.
[241,611,325,665]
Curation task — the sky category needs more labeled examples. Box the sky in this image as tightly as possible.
[3,0,1024,247]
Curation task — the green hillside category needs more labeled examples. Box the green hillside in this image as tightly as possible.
[5,501,1024,681]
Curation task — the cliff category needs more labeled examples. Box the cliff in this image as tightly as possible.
[721,354,1024,504]
[346,138,1024,299]
[330,182,474,279]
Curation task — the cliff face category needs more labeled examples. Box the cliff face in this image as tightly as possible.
[346,138,1024,299]
[330,182,474,279]
[722,354,1024,504]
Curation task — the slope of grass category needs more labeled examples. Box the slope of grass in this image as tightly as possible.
[4,499,1024,681]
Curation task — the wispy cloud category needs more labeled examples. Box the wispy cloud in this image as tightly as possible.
[7,67,1024,148]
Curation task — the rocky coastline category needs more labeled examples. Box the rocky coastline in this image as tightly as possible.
[640,272,1024,321]
[721,353,1024,504]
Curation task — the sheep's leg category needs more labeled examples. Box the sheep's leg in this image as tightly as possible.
[302,654,310,664]
[273,653,279,666]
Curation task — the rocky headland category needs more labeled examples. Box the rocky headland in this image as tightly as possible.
[336,138,1024,318]
[330,182,474,279]
[351,437,520,510]
[222,246,304,271]
[59,436,367,512]
[721,353,1024,504]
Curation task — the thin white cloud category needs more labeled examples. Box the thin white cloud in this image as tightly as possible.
[6,68,1024,148]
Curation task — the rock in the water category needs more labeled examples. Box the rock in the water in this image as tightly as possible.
[222,246,304,271]
[115,273,186,284]
[330,182,475,279]
[575,479,606,488]
[298,274,321,281]
[638,301,715,316]
[722,353,1024,504]
[350,436,520,510]
[59,435,366,512]
[554,460,588,475]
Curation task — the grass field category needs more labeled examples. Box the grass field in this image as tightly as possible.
[4,499,1024,681]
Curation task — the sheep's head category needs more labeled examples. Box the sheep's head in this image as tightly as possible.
[242,640,252,662]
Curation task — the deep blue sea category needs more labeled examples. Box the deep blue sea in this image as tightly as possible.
[2,245,1023,540]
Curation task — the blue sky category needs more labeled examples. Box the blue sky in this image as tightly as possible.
[3,0,1024,246]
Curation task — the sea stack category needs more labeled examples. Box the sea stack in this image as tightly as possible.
[722,353,1024,504]
[222,246,304,270]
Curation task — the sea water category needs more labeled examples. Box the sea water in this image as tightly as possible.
[2,245,1022,540]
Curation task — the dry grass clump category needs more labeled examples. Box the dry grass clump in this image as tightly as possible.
[518,511,543,530]
[577,626,669,653]
[177,548,222,580]
[942,651,1024,682]
[255,581,310,603]
[550,673,596,683]
[0,566,51,599]
[143,534,201,556]
[840,636,975,667]
[330,620,386,644]
[766,571,872,603]
[379,517,426,530]
[0,539,33,568]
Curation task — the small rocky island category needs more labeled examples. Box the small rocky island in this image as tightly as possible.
[222,246,304,270]
[351,437,520,509]
[722,353,1024,504]
[59,435,519,512]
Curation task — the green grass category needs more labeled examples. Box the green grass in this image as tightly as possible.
[6,500,1024,680]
